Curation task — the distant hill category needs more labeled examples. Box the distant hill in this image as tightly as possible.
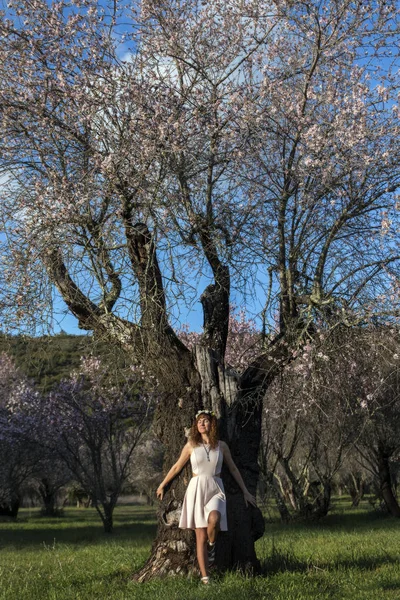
[0,333,92,391]
[0,333,128,392]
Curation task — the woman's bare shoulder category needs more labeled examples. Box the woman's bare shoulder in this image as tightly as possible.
[184,440,195,454]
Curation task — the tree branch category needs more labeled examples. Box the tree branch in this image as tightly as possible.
[121,199,193,374]
[85,214,122,314]
[42,247,143,351]
[122,215,167,328]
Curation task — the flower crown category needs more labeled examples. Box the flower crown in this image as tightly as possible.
[195,409,215,419]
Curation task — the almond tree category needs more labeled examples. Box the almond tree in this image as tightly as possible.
[344,329,400,516]
[0,354,39,517]
[0,353,71,517]
[262,327,400,518]
[30,458,72,516]
[262,335,361,520]
[16,357,154,532]
[319,328,400,517]
[0,0,399,577]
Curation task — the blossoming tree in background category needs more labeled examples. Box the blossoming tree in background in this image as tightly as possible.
[262,327,400,519]
[0,0,399,577]
[0,354,39,517]
[179,310,262,372]
[16,357,154,532]
[339,329,400,516]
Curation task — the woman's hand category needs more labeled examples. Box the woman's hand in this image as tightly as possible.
[156,484,165,500]
[243,489,257,508]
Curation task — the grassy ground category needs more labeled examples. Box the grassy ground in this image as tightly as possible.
[0,501,399,600]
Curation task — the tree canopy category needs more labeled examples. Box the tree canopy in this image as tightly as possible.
[0,0,399,355]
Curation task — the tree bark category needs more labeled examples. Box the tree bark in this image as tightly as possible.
[38,479,57,516]
[133,382,201,581]
[266,471,291,522]
[102,503,115,534]
[377,445,400,517]
[0,498,20,519]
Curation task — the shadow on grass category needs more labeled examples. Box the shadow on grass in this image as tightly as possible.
[261,544,400,577]
[381,582,400,591]
[0,523,157,549]
[16,505,156,522]
[261,545,310,575]
[319,509,400,529]
[265,508,400,538]
[0,508,157,549]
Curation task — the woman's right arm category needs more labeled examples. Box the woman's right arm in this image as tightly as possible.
[156,442,192,500]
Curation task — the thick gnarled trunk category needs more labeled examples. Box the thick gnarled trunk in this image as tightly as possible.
[134,507,197,581]
[133,345,287,581]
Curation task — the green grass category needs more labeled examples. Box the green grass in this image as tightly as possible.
[0,502,400,599]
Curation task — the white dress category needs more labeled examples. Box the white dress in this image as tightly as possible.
[179,443,228,530]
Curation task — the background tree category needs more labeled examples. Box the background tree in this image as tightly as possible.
[29,455,72,516]
[0,0,399,577]
[0,354,40,517]
[261,339,358,519]
[347,330,400,516]
[261,327,400,519]
[17,357,154,532]
[336,455,372,508]
[0,419,38,518]
[319,327,400,517]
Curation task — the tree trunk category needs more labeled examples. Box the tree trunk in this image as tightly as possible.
[377,445,400,517]
[134,347,269,580]
[346,473,365,507]
[41,492,56,516]
[266,471,291,522]
[100,502,115,533]
[92,499,115,533]
[104,504,114,533]
[217,494,263,573]
[0,498,20,518]
[312,480,332,519]
[197,346,266,571]
[38,479,57,516]
[280,458,311,517]
[218,381,265,572]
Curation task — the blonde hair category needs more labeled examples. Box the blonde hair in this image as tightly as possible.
[190,412,219,449]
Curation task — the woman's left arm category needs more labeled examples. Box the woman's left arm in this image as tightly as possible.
[220,441,257,508]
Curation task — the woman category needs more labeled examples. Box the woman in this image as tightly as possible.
[156,410,257,584]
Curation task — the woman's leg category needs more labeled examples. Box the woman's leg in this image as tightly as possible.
[207,510,221,544]
[206,510,221,566]
[195,527,208,578]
